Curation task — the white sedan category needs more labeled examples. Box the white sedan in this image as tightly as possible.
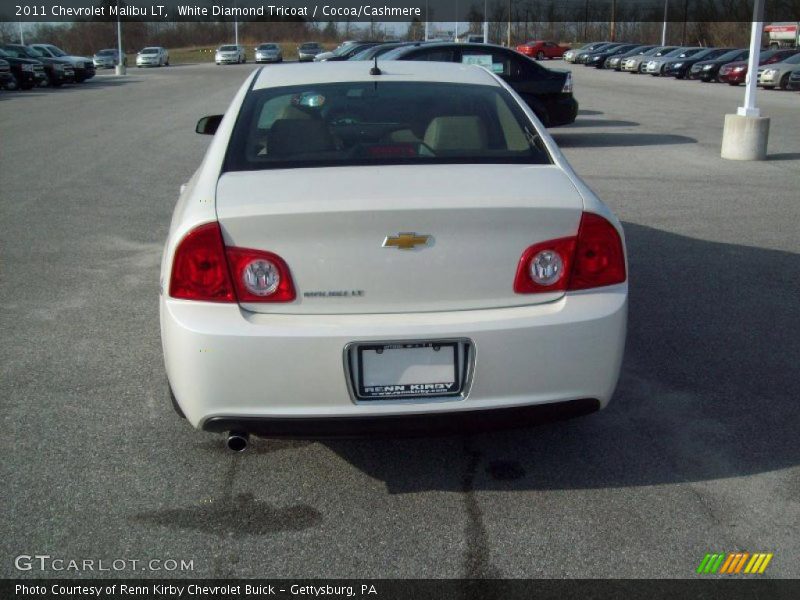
[161,61,627,450]
[136,46,169,67]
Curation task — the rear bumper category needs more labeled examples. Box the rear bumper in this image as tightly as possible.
[544,94,579,126]
[720,71,745,83]
[203,398,601,438]
[161,287,627,430]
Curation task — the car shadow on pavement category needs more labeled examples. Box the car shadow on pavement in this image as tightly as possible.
[564,118,640,128]
[322,223,800,494]
[16,78,139,96]
[767,152,800,161]
[551,132,696,148]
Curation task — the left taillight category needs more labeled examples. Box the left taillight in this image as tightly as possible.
[169,222,235,302]
[169,222,296,303]
[225,247,296,303]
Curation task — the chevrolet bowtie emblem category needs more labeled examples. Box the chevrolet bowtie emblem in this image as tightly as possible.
[382,232,431,250]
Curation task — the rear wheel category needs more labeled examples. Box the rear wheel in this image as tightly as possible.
[778,73,790,90]
[537,51,545,60]
[6,73,19,90]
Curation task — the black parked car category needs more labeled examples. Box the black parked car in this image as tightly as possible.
[322,42,383,61]
[2,44,75,86]
[585,43,641,68]
[0,48,46,89]
[382,43,577,127]
[0,57,13,89]
[349,42,423,61]
[569,41,613,63]
[663,47,735,79]
[688,48,748,82]
[787,69,800,90]
[575,42,625,64]
[29,43,95,82]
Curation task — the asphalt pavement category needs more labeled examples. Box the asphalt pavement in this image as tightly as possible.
[1,61,798,579]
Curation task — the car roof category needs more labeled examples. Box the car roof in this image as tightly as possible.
[252,60,501,90]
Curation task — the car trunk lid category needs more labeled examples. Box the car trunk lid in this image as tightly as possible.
[216,164,584,314]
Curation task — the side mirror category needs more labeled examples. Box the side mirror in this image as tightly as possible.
[196,114,223,135]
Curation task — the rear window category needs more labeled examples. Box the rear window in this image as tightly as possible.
[219,46,238,51]
[142,48,159,54]
[224,81,551,172]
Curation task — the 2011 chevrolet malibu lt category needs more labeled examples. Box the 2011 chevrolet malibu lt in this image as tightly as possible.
[160,61,627,448]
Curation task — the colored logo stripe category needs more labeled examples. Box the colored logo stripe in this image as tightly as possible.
[697,552,773,574]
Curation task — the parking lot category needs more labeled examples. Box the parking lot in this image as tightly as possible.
[1,62,798,578]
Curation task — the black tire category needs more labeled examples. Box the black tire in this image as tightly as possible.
[6,73,19,90]
[537,51,545,60]
[728,82,739,86]
[40,74,51,87]
[779,73,790,90]
[169,384,186,419]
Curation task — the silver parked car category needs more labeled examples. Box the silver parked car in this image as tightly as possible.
[621,46,678,73]
[136,46,169,67]
[297,42,323,62]
[757,52,800,89]
[93,48,125,68]
[215,45,246,65]
[254,43,282,63]
[643,47,702,75]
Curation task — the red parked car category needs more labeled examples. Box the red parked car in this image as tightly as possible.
[718,48,800,85]
[515,40,568,60]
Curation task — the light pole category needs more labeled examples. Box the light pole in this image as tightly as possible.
[483,0,488,43]
[507,0,511,47]
[18,20,24,44]
[720,0,769,160]
[455,0,459,40]
[661,0,668,46]
[115,0,126,75]
[424,0,429,41]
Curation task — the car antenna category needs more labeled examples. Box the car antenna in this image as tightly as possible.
[370,55,382,76]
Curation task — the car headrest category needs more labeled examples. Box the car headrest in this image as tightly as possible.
[277,104,314,120]
[269,119,335,156]
[423,116,488,152]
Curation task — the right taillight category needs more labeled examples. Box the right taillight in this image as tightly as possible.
[514,212,626,294]
[570,212,626,290]
[561,72,573,93]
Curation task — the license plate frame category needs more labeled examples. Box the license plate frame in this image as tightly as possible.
[346,339,473,402]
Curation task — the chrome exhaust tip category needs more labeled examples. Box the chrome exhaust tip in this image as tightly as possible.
[226,431,249,452]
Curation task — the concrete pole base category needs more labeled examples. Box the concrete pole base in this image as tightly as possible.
[721,114,769,161]
[115,65,127,76]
